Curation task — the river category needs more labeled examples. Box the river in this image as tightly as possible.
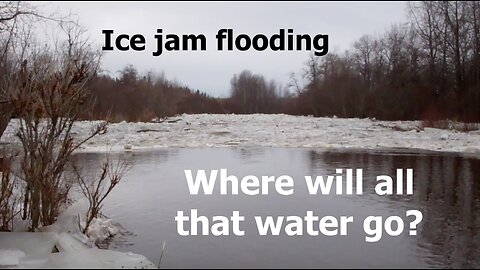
[74,148,480,268]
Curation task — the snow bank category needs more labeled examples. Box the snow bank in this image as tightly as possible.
[3,114,478,155]
[0,232,58,258]
[0,200,156,269]
[0,249,25,267]
[40,249,155,269]
[37,199,121,246]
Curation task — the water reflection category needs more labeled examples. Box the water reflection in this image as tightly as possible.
[232,147,267,163]
[309,150,480,268]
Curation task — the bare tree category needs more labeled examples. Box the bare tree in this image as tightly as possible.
[353,35,375,92]
[230,70,281,114]
[0,2,36,139]
[409,2,442,88]
[0,2,68,139]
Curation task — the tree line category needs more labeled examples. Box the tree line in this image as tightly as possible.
[85,65,224,122]
[81,1,480,123]
[291,1,480,121]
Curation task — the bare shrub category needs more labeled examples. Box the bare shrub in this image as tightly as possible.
[0,3,128,235]
[75,156,131,234]
[1,19,106,230]
[0,152,20,231]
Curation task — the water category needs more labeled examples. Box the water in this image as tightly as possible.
[74,148,480,268]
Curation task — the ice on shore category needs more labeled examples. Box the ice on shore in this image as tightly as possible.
[0,249,25,267]
[3,114,478,155]
[0,200,156,269]
[40,249,155,269]
[86,218,120,244]
[0,232,58,259]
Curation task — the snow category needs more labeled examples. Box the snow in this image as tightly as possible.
[39,199,88,235]
[0,200,156,269]
[0,249,25,267]
[38,198,133,248]
[3,114,479,155]
[0,232,58,258]
[39,249,155,269]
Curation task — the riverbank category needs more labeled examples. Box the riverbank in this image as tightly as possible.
[0,199,156,268]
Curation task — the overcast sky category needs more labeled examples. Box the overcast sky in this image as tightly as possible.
[38,1,409,97]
